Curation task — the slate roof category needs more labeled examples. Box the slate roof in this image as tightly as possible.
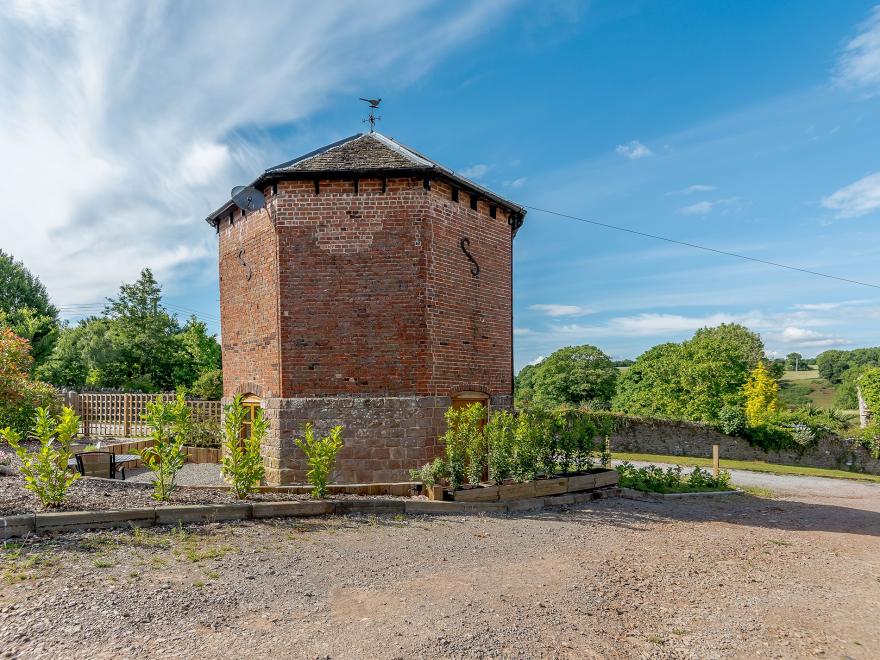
[206,132,525,226]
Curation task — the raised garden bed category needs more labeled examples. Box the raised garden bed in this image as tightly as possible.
[445,468,619,502]
[0,484,624,539]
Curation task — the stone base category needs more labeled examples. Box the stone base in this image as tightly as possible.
[256,394,510,485]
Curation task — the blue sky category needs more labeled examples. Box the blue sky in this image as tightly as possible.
[3,1,880,371]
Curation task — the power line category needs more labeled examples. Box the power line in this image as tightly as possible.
[523,204,880,291]
[56,301,220,324]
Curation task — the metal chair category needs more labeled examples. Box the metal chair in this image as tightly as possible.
[74,451,125,480]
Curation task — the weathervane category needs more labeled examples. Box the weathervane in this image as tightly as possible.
[360,97,381,132]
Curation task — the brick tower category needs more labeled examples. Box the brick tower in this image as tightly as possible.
[206,132,526,484]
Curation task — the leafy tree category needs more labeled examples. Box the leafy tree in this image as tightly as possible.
[612,343,685,417]
[743,361,779,426]
[858,367,880,414]
[103,268,183,391]
[514,362,538,405]
[0,328,61,434]
[614,323,764,423]
[36,318,116,388]
[173,316,222,387]
[0,250,59,368]
[785,352,804,371]
[817,347,880,383]
[834,365,868,409]
[38,269,222,395]
[191,368,223,400]
[518,345,618,408]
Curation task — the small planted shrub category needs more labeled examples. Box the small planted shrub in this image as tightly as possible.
[409,457,450,489]
[439,406,474,490]
[616,461,732,493]
[221,395,267,499]
[0,406,80,507]
[138,392,189,502]
[485,410,516,485]
[461,404,488,485]
[295,423,344,499]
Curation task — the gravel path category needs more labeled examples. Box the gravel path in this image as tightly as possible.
[1,476,878,658]
[126,462,225,486]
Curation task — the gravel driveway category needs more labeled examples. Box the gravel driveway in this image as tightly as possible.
[2,474,878,659]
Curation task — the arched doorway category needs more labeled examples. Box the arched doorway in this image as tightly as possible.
[240,394,261,439]
[451,390,489,411]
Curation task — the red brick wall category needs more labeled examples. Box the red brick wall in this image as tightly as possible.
[273,178,431,396]
[424,181,513,397]
[217,206,281,398]
[218,175,514,401]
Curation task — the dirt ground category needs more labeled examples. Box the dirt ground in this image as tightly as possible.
[1,479,879,659]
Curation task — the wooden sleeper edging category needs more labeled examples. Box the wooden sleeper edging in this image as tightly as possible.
[0,488,624,539]
[36,508,156,534]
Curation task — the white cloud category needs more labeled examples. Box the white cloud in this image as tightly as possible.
[179,142,231,187]
[835,5,880,94]
[677,197,737,215]
[775,327,850,348]
[615,140,653,160]
[528,303,592,317]
[460,163,489,179]
[0,1,510,308]
[683,184,715,194]
[678,201,714,215]
[792,299,871,311]
[514,327,538,336]
[821,171,880,218]
[527,355,546,366]
[553,312,747,338]
[508,176,527,188]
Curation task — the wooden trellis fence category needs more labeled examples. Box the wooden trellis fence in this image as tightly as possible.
[64,392,221,438]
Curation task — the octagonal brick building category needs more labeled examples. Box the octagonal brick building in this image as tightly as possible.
[206,132,526,485]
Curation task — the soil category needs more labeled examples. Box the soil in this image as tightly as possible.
[1,476,878,658]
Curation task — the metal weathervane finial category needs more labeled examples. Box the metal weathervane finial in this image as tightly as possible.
[360,97,381,131]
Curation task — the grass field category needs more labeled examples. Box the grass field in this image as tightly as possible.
[612,451,880,483]
[778,366,841,409]
[780,365,821,381]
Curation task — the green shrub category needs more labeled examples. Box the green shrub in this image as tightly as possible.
[854,422,880,459]
[409,457,450,488]
[716,405,748,436]
[295,423,344,499]
[485,410,515,484]
[186,417,222,448]
[1,406,81,507]
[220,395,267,499]
[191,368,223,400]
[138,392,189,501]
[0,327,61,436]
[616,461,731,493]
[439,406,480,489]
[687,466,731,490]
[461,405,488,485]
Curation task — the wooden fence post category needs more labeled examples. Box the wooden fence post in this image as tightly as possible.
[712,444,720,478]
[82,394,90,437]
[124,394,131,437]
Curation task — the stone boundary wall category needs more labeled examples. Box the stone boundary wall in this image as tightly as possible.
[610,418,880,475]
